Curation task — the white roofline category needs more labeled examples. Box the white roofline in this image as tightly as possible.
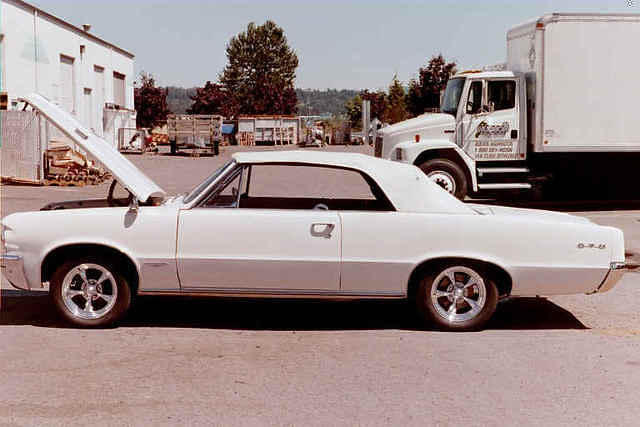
[5,0,135,59]
[231,151,474,215]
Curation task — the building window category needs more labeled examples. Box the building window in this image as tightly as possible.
[83,88,93,130]
[94,66,105,111]
[113,71,126,108]
[60,55,75,113]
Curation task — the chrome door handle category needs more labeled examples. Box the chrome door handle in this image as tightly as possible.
[310,223,335,239]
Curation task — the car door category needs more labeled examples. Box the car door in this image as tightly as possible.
[176,164,341,292]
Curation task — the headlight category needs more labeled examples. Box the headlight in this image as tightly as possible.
[394,148,404,161]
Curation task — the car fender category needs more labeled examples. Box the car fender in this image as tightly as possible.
[2,207,178,291]
[406,251,514,290]
[38,237,143,288]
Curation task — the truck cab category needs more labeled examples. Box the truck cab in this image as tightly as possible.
[375,70,529,199]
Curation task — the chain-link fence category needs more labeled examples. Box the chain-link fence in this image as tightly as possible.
[0,111,45,183]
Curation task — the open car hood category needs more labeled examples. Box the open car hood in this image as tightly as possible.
[22,93,165,203]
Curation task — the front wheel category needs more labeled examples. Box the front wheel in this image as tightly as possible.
[415,263,498,331]
[50,257,132,327]
[418,159,468,200]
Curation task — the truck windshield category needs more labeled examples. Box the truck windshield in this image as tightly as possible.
[441,78,466,116]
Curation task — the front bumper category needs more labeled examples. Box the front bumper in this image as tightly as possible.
[0,253,30,290]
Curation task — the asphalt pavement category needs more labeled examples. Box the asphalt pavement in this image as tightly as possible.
[1,144,640,426]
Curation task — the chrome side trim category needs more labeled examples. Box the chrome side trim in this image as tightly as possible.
[138,288,406,300]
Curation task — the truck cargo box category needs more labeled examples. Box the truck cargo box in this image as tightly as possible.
[507,13,640,153]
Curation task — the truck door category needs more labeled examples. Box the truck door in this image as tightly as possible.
[461,78,524,162]
[457,80,483,152]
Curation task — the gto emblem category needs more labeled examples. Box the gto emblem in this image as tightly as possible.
[577,243,606,249]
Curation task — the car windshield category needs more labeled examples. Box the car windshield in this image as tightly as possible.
[441,77,466,116]
[183,161,235,204]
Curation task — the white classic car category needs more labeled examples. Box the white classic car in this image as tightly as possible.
[0,94,631,330]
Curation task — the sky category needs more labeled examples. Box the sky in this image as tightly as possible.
[28,0,637,90]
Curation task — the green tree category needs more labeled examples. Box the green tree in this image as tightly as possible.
[344,94,363,129]
[385,75,408,124]
[344,89,388,129]
[187,81,234,116]
[406,54,457,116]
[220,21,298,116]
[134,72,170,129]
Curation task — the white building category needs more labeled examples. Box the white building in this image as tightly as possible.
[0,0,136,146]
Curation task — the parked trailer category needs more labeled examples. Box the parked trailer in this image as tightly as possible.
[377,13,640,199]
[236,116,300,146]
[167,114,223,154]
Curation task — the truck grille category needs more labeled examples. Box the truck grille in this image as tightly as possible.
[374,136,383,158]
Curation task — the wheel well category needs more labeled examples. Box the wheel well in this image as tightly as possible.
[413,149,472,189]
[41,244,139,293]
[407,257,513,300]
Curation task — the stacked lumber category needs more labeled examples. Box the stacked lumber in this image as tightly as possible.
[45,141,110,186]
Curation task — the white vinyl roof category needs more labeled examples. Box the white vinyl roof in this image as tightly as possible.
[233,151,473,214]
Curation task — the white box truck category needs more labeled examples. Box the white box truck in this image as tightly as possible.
[376,13,640,199]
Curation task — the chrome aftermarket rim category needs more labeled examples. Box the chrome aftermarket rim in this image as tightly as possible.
[61,263,117,320]
[430,266,486,323]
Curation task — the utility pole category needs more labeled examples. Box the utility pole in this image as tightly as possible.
[362,99,370,145]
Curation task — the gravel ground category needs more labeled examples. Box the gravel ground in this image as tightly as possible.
[1,144,640,426]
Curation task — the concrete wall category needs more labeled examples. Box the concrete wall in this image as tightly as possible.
[0,0,135,141]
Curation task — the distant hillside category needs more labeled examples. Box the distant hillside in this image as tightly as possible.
[165,86,358,116]
[295,89,359,116]
[166,86,198,115]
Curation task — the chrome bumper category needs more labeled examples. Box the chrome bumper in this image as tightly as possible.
[597,261,632,293]
[0,253,30,290]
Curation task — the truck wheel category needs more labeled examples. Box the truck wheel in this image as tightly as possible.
[419,159,468,199]
[415,263,498,332]
[50,256,132,328]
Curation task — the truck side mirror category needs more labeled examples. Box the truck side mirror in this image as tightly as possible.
[482,103,495,113]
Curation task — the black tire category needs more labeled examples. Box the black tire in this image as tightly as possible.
[50,256,132,328]
[415,263,498,331]
[418,158,468,200]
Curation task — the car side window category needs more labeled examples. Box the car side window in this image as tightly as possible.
[466,81,483,114]
[201,167,245,208]
[487,80,516,111]
[238,164,394,211]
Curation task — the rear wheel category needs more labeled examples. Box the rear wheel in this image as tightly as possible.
[50,256,132,327]
[418,158,468,200]
[415,263,498,331]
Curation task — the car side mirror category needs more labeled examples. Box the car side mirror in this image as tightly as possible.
[128,197,139,213]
